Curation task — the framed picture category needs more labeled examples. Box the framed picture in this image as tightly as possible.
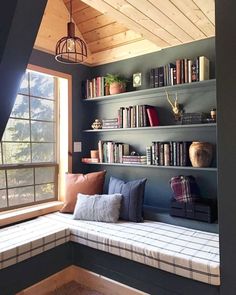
[133,72,142,87]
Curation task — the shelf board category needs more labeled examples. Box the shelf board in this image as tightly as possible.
[83,79,216,103]
[82,162,217,171]
[83,123,216,132]
[143,206,218,233]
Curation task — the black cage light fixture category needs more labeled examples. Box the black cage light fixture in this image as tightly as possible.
[55,0,87,64]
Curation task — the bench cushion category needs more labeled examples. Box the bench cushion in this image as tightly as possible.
[0,216,70,269]
[42,212,220,285]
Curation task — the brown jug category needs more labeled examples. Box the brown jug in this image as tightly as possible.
[189,141,213,167]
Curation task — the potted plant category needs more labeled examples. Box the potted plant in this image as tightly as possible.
[105,73,126,95]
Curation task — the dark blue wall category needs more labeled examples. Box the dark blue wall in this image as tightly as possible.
[0,0,48,140]
[216,0,236,294]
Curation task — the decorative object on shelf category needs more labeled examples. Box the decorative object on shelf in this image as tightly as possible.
[130,151,140,156]
[133,72,142,87]
[181,112,207,124]
[210,108,217,122]
[91,119,102,129]
[90,150,99,159]
[55,0,87,64]
[105,73,126,95]
[189,141,213,167]
[165,90,183,121]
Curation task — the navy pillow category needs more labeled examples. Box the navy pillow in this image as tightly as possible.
[108,176,147,222]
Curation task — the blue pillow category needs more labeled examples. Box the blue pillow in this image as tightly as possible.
[108,176,147,222]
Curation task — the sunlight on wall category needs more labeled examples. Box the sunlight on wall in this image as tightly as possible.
[58,78,68,201]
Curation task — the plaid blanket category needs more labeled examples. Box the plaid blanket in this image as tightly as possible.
[170,175,200,202]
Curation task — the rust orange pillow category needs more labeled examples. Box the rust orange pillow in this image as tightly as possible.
[60,170,106,213]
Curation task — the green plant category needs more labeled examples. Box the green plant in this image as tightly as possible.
[104,73,126,85]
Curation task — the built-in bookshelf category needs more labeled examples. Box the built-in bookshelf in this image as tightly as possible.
[82,77,217,232]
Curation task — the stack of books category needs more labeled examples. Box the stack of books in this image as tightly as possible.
[81,158,99,163]
[122,155,147,165]
[150,56,210,88]
[102,118,119,129]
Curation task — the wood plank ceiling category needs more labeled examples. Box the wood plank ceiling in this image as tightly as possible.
[34,0,215,66]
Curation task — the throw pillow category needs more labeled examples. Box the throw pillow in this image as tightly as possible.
[60,170,106,213]
[73,193,122,222]
[108,176,147,222]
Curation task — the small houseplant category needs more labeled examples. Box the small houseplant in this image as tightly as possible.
[105,73,126,95]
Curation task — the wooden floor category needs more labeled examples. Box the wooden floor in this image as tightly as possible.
[45,280,104,295]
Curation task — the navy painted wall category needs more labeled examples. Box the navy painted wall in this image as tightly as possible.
[0,1,17,62]
[81,37,217,232]
[0,0,48,140]
[216,0,236,294]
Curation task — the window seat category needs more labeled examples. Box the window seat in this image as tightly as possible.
[0,212,220,286]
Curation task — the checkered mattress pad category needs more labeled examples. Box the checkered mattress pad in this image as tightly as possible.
[0,212,220,285]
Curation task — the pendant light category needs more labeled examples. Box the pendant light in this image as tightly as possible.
[55,0,87,64]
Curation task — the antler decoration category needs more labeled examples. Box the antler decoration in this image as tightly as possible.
[165,90,182,121]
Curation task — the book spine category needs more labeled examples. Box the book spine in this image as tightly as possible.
[176,59,181,84]
[150,68,155,88]
[146,146,152,165]
[154,67,159,88]
[180,59,185,84]
[98,140,103,163]
[188,59,192,83]
[164,143,170,166]
[199,56,210,81]
[172,141,177,166]
[159,142,164,166]
[158,66,164,87]
[176,141,180,166]
[184,58,188,83]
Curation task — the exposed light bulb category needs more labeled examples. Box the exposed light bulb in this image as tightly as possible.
[67,38,75,52]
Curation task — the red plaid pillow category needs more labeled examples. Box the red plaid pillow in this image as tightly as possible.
[170,175,200,203]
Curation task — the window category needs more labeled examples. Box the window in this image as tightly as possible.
[0,68,69,211]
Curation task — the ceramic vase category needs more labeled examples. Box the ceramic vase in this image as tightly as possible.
[189,141,213,167]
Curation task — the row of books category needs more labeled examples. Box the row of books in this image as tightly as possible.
[98,140,129,163]
[82,76,107,99]
[150,56,210,88]
[146,141,192,166]
[117,105,159,128]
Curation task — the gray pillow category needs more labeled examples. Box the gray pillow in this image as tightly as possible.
[73,193,122,223]
[108,176,147,222]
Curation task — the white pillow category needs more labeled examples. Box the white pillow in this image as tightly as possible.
[73,193,122,223]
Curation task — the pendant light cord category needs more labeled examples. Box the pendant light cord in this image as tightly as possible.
[70,0,72,23]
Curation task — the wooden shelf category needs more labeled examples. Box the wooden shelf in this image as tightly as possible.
[83,79,216,103]
[81,162,217,171]
[143,205,218,233]
[83,123,216,132]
